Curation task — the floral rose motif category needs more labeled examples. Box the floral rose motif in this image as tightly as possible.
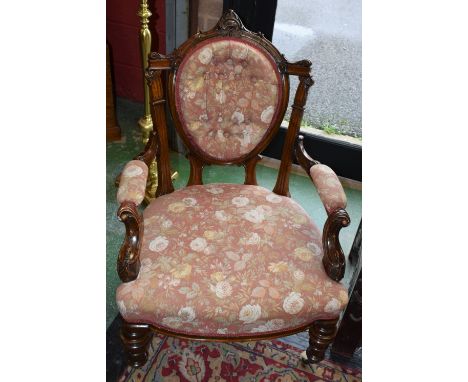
[214,281,233,298]
[171,264,192,279]
[293,269,305,281]
[266,319,285,330]
[215,90,226,104]
[162,219,173,229]
[206,187,224,194]
[246,232,260,245]
[183,197,197,206]
[324,298,341,313]
[294,247,314,261]
[215,210,229,221]
[210,271,225,282]
[306,241,322,257]
[190,237,207,252]
[260,105,275,124]
[168,202,186,213]
[256,204,273,215]
[268,261,289,273]
[231,111,245,124]
[123,165,143,177]
[239,304,262,323]
[232,46,248,59]
[283,292,305,315]
[243,208,265,224]
[149,236,169,252]
[251,318,286,333]
[231,196,250,207]
[162,316,182,329]
[238,98,249,108]
[178,306,196,322]
[198,47,213,64]
[250,324,269,333]
[203,230,217,240]
[266,193,282,203]
[158,275,181,290]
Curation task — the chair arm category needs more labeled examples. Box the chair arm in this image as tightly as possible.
[295,135,347,215]
[117,160,149,207]
[117,201,143,282]
[310,165,347,215]
[295,135,351,281]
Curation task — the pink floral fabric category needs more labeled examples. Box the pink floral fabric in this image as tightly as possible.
[116,184,348,337]
[310,165,347,215]
[175,37,282,161]
[117,160,148,206]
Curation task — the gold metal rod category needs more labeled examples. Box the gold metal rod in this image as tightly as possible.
[137,0,157,202]
[137,0,178,203]
[137,0,153,144]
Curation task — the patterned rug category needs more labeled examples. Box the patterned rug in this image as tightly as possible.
[118,333,361,382]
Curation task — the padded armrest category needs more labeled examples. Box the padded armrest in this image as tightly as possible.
[310,164,347,215]
[117,160,149,206]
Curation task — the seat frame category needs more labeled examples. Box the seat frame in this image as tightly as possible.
[116,9,351,368]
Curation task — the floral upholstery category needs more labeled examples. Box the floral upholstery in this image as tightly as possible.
[310,165,347,215]
[116,183,348,337]
[175,37,282,161]
[117,160,148,206]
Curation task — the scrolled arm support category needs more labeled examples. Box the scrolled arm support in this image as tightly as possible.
[135,130,159,168]
[322,208,350,281]
[295,135,319,171]
[117,201,143,282]
[295,135,351,281]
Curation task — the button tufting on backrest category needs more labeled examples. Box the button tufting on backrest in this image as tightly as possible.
[175,37,282,161]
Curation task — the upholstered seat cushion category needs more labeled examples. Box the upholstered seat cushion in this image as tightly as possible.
[116,184,348,337]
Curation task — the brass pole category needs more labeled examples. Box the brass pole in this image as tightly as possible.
[138,0,152,143]
[138,0,178,202]
[138,0,158,201]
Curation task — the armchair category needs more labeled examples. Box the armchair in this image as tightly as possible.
[115,10,351,368]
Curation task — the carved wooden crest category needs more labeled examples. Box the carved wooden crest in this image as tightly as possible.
[215,9,246,34]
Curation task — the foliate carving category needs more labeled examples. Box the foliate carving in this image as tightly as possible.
[117,201,143,282]
[145,68,157,86]
[322,208,351,281]
[215,9,246,33]
[149,52,166,60]
[277,58,288,74]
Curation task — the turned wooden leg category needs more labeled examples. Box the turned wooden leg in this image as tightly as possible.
[301,318,339,364]
[120,321,153,368]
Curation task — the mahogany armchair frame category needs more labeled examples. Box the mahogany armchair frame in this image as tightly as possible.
[116,10,350,368]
